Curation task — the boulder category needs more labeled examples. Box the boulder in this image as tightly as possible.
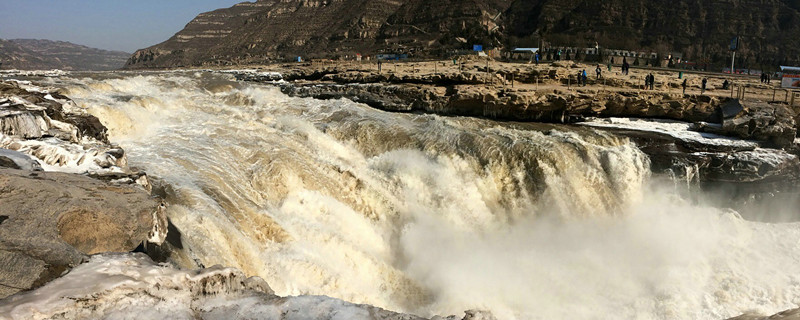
[696,99,797,148]
[0,168,167,298]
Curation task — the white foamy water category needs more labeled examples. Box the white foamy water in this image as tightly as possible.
[16,72,800,319]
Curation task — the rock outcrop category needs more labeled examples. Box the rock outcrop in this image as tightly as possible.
[279,81,724,123]
[125,0,800,68]
[0,81,125,174]
[728,307,800,320]
[696,99,797,148]
[0,168,167,298]
[270,62,724,123]
[0,39,130,71]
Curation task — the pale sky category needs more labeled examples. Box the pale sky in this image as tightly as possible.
[0,0,246,53]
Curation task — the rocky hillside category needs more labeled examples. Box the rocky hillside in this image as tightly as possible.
[125,0,800,69]
[504,0,800,70]
[0,39,129,71]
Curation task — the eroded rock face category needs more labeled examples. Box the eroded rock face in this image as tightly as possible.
[0,82,108,143]
[0,81,135,176]
[0,168,166,298]
[279,81,719,123]
[696,100,798,148]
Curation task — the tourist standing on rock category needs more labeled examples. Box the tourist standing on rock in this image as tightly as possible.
[535,52,540,64]
[596,65,602,79]
[701,78,708,94]
[648,73,655,90]
[682,78,688,94]
[723,79,729,89]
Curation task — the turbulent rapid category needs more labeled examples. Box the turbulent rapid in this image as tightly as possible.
[25,72,800,319]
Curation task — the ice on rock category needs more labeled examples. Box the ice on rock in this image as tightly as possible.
[582,117,760,149]
[0,254,424,320]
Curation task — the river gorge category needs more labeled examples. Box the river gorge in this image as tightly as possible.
[1,71,799,319]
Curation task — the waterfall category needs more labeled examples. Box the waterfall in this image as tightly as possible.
[40,72,800,319]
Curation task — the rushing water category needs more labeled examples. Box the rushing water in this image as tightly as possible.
[34,72,800,319]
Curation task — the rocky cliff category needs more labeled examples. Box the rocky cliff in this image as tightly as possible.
[0,39,129,71]
[126,0,800,69]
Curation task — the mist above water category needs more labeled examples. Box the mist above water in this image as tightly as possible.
[49,72,800,319]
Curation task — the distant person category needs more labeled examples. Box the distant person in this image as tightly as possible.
[596,65,602,79]
[722,79,729,89]
[648,73,655,90]
[701,78,708,94]
[622,58,630,75]
[610,57,615,65]
[621,58,626,74]
[582,69,588,86]
[682,78,687,94]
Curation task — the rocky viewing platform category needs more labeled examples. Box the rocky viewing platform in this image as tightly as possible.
[228,60,800,200]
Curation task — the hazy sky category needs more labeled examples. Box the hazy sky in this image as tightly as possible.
[0,0,246,53]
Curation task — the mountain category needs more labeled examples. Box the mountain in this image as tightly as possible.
[125,0,800,69]
[0,39,130,71]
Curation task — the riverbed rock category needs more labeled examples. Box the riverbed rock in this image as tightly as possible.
[728,307,800,319]
[0,97,50,139]
[0,81,108,143]
[696,99,797,148]
[0,167,167,298]
[278,80,720,124]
